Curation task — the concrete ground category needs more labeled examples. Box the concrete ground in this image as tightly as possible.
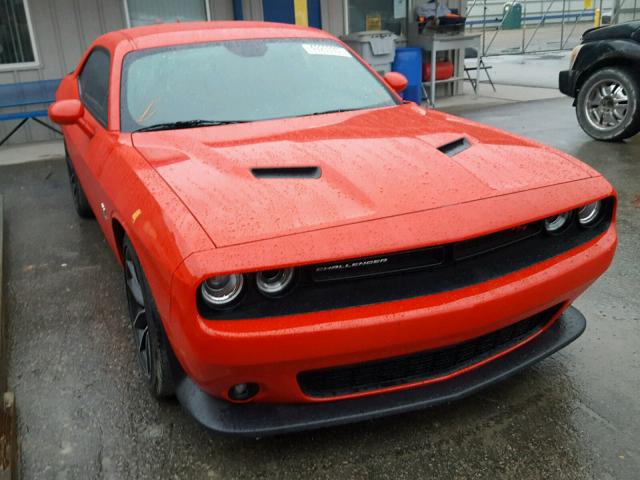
[435,81,564,113]
[467,22,593,56]
[0,140,65,167]
[482,51,571,88]
[1,97,639,479]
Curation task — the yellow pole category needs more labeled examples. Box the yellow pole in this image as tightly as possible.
[294,0,309,26]
[594,8,601,26]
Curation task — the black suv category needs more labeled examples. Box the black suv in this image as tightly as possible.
[559,20,640,141]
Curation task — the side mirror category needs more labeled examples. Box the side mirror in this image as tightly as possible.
[383,72,408,94]
[48,99,84,125]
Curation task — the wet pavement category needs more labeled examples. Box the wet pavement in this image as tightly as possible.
[1,97,639,479]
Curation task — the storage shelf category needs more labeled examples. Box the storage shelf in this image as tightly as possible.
[422,76,465,85]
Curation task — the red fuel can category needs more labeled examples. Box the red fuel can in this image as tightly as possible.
[422,60,454,81]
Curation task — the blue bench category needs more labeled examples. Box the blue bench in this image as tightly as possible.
[0,79,62,146]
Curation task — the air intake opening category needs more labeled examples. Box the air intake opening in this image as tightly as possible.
[298,304,561,398]
[437,137,470,157]
[251,166,321,179]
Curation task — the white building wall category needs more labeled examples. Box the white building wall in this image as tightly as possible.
[321,0,346,36]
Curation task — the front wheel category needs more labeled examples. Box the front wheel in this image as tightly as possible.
[122,236,176,398]
[575,67,640,142]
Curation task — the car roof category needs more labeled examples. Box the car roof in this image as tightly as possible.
[101,21,334,51]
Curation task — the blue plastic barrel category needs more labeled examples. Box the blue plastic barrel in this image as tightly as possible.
[392,47,423,104]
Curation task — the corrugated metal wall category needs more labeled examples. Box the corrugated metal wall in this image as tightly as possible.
[0,0,126,145]
[0,0,235,146]
[320,0,345,36]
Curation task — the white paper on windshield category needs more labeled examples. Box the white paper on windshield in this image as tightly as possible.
[302,43,351,57]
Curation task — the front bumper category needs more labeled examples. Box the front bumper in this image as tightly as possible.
[174,306,586,437]
[559,69,580,97]
[168,216,615,403]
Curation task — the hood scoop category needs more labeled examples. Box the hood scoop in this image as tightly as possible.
[251,166,321,179]
[437,137,470,157]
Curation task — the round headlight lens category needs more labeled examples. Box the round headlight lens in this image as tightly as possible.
[544,212,572,234]
[577,201,602,227]
[256,268,295,296]
[201,274,244,307]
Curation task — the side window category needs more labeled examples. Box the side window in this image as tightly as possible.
[78,48,110,127]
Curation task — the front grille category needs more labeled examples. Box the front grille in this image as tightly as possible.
[298,305,561,398]
[201,197,613,320]
[452,221,542,260]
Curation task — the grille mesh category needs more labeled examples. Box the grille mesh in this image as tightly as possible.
[298,305,560,398]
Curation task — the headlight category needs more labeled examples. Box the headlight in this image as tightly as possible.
[577,201,603,227]
[544,212,572,234]
[200,274,244,308]
[569,44,583,69]
[256,268,295,296]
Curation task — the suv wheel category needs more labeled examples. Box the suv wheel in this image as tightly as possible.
[576,67,640,142]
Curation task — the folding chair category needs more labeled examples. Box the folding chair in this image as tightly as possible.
[464,48,496,93]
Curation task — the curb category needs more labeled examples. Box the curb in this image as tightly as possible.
[0,195,18,480]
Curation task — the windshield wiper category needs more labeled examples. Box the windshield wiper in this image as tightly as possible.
[134,119,249,132]
[307,108,367,116]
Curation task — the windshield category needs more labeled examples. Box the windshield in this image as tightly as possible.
[120,38,398,132]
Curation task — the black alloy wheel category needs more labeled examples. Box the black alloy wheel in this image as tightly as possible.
[122,236,176,397]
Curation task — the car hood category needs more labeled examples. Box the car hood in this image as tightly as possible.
[132,104,596,247]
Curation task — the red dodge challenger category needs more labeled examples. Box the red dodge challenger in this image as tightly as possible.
[49,22,617,435]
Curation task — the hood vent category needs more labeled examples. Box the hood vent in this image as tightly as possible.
[437,137,470,157]
[251,166,321,179]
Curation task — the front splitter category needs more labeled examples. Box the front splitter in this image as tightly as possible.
[174,306,586,437]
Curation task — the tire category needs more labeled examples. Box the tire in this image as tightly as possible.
[122,236,176,398]
[65,151,94,219]
[576,67,640,142]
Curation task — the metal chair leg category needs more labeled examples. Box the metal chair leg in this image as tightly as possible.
[422,83,434,108]
[0,118,28,147]
[480,59,497,92]
[465,68,478,93]
[32,117,61,135]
